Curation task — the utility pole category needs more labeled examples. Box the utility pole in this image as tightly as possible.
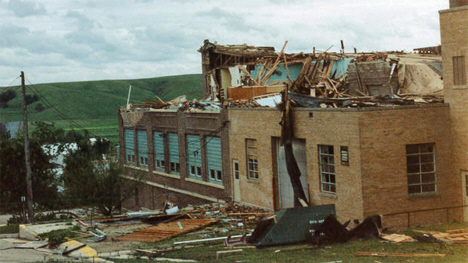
[21,71,34,223]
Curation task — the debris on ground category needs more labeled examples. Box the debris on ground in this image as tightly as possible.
[380,233,416,243]
[116,217,217,243]
[413,228,468,244]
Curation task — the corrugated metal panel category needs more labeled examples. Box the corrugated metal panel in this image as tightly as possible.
[137,130,148,168]
[186,135,202,179]
[124,129,135,165]
[153,131,165,171]
[137,131,148,156]
[168,133,180,175]
[205,136,222,184]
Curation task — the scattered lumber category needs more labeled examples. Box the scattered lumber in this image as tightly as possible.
[413,228,468,244]
[381,233,415,243]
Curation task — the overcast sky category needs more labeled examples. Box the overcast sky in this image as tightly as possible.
[0,0,449,86]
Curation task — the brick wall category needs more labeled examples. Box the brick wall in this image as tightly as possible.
[228,105,462,227]
[358,105,462,228]
[228,108,364,222]
[440,3,468,222]
[119,108,231,210]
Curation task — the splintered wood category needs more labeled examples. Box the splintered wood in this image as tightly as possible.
[414,228,468,244]
[116,218,217,243]
[381,233,415,243]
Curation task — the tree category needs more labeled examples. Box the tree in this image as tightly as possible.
[62,137,140,217]
[0,129,60,219]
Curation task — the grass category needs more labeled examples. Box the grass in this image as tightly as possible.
[0,224,19,234]
[0,74,203,143]
[107,222,468,263]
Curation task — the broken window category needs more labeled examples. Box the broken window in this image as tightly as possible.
[168,133,180,175]
[187,134,202,180]
[340,146,349,165]
[406,143,437,194]
[206,136,222,184]
[233,160,240,180]
[153,132,165,172]
[124,129,135,166]
[137,130,148,168]
[453,56,466,86]
[246,139,258,180]
[319,145,336,193]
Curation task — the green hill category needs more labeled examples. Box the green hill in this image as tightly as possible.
[0,74,203,143]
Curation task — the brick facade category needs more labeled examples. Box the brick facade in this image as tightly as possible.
[228,105,463,228]
[440,4,468,221]
[118,108,231,210]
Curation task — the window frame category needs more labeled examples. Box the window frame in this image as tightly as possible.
[186,134,203,180]
[406,143,437,195]
[319,145,336,194]
[246,139,259,180]
[153,131,165,172]
[124,129,136,166]
[137,130,148,168]
[167,133,180,175]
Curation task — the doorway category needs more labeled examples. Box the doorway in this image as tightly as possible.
[275,138,309,208]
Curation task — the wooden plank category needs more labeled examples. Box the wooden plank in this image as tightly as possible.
[260,41,288,85]
[239,66,260,86]
[117,218,217,243]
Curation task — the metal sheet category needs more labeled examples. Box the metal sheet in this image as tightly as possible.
[205,136,222,184]
[153,131,165,171]
[254,204,336,247]
[186,135,202,179]
[168,133,180,175]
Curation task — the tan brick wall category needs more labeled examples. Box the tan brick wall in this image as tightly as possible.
[441,4,468,223]
[228,108,364,222]
[229,105,462,227]
[358,105,462,228]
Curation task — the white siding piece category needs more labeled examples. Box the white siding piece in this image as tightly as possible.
[229,66,242,87]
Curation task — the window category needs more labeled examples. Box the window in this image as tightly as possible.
[124,129,135,165]
[206,136,222,184]
[453,56,466,86]
[137,130,148,168]
[187,135,202,180]
[168,133,180,175]
[406,143,436,194]
[153,132,165,172]
[233,160,240,180]
[246,139,258,179]
[340,146,349,165]
[319,145,335,193]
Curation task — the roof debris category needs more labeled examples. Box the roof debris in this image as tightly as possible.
[125,41,444,112]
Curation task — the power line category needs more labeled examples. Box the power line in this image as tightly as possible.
[24,78,99,138]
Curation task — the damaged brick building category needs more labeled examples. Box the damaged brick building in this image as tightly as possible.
[119,0,468,228]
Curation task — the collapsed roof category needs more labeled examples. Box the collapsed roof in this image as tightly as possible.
[128,41,444,112]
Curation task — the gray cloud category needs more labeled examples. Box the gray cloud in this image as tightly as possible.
[0,0,450,86]
[7,0,46,17]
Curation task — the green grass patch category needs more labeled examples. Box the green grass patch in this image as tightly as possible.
[0,224,19,234]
